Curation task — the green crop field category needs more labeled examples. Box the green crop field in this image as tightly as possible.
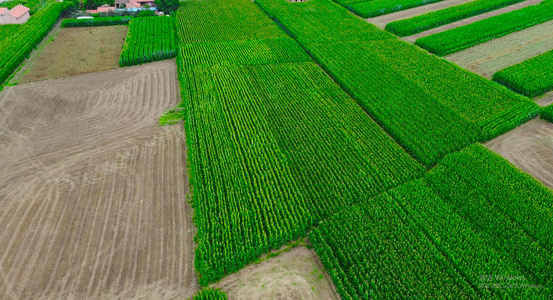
[542,104,553,122]
[177,0,424,285]
[347,0,446,18]
[416,1,553,56]
[386,0,527,36]
[310,145,553,299]
[2,0,552,297]
[0,1,68,85]
[119,16,177,66]
[493,49,553,98]
[256,0,538,167]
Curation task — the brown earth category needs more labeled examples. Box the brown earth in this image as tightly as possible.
[367,0,475,29]
[536,90,553,107]
[445,20,553,79]
[485,118,553,189]
[0,60,200,299]
[19,25,128,84]
[214,246,340,300]
[404,0,544,42]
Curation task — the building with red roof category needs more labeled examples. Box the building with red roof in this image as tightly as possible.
[0,4,30,24]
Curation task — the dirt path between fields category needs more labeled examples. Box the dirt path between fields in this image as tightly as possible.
[214,246,340,300]
[485,118,553,189]
[404,0,544,42]
[445,20,553,79]
[0,60,200,300]
[367,0,475,29]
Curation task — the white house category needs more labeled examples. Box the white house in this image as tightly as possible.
[0,4,30,25]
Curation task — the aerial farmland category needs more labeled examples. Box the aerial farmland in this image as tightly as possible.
[0,0,552,298]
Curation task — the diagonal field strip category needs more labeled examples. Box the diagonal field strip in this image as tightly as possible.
[403,0,544,42]
[366,0,475,28]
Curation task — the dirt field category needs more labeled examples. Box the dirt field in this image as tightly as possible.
[445,20,553,79]
[214,246,340,300]
[485,118,553,189]
[404,0,543,42]
[537,90,553,107]
[0,60,200,299]
[19,26,128,84]
[367,0,475,29]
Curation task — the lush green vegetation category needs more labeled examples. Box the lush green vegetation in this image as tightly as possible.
[256,0,539,167]
[189,288,227,300]
[61,16,133,27]
[542,104,553,123]
[386,0,527,36]
[416,2,553,56]
[349,0,446,18]
[493,50,553,98]
[310,145,553,299]
[119,17,177,66]
[0,2,67,85]
[177,0,424,286]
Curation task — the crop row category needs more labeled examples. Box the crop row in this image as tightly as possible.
[60,16,133,27]
[176,0,423,286]
[119,17,177,67]
[416,1,553,56]
[386,0,527,36]
[255,0,539,166]
[349,0,445,18]
[310,145,553,299]
[178,0,287,45]
[189,288,227,300]
[0,2,68,85]
[492,49,553,98]
[542,104,553,123]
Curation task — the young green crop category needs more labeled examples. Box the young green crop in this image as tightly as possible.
[310,175,552,299]
[542,104,553,123]
[349,0,446,18]
[416,2,553,56]
[255,0,539,166]
[119,17,177,66]
[493,49,553,98]
[386,0,527,36]
[176,0,424,286]
[189,288,227,300]
[0,2,68,85]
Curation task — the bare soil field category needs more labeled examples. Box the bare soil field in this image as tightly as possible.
[19,25,128,84]
[367,0,475,29]
[0,60,199,299]
[445,20,553,79]
[485,118,553,189]
[404,0,543,42]
[537,90,553,107]
[214,246,340,300]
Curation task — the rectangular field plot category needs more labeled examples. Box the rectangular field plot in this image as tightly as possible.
[256,0,540,166]
[21,26,128,83]
[444,20,553,79]
[0,61,200,299]
[310,145,553,299]
[416,1,553,56]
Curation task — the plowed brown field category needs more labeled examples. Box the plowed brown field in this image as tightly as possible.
[0,60,199,299]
